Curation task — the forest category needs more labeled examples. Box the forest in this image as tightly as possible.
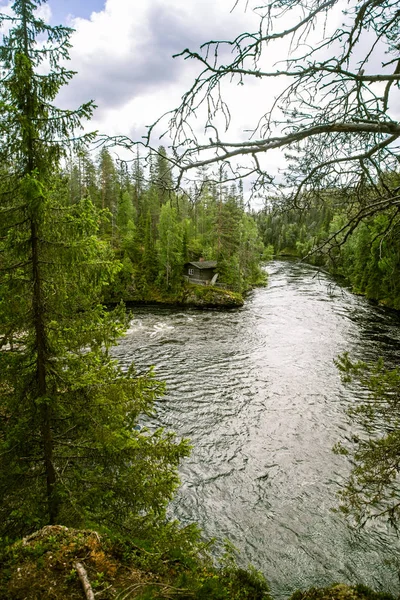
[257,180,400,309]
[0,0,400,599]
[67,148,266,305]
[0,1,271,597]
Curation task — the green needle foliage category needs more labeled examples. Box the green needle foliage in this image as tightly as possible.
[0,0,189,540]
[334,355,400,528]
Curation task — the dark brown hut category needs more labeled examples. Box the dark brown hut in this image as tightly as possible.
[184,260,218,285]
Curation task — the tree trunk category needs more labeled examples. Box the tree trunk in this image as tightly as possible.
[31,220,58,524]
[22,0,58,525]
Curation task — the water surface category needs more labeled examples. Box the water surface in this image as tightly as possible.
[113,260,400,598]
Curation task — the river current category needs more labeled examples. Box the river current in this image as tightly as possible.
[112,260,400,598]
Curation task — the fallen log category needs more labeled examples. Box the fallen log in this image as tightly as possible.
[74,562,95,600]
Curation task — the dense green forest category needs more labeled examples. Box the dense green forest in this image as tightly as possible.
[66,147,266,305]
[0,2,270,598]
[257,186,400,309]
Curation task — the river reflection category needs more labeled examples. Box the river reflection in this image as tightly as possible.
[112,260,400,598]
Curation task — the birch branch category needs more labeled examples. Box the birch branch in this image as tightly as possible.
[74,562,95,600]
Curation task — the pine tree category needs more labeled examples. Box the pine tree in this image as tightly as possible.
[79,148,100,204]
[138,209,158,292]
[116,190,135,239]
[132,147,145,213]
[0,0,189,539]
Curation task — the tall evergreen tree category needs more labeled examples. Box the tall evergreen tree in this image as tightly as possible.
[79,148,99,204]
[132,147,145,213]
[0,0,188,539]
[136,209,158,294]
[157,203,183,291]
[151,146,174,206]
[98,147,119,238]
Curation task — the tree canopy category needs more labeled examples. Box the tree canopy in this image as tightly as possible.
[334,355,400,528]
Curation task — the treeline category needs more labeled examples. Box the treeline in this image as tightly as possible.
[256,186,400,309]
[66,147,266,301]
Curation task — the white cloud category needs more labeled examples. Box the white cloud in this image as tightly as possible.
[56,0,262,142]
[0,1,14,34]
[36,2,52,23]
[57,0,343,161]
[7,0,383,190]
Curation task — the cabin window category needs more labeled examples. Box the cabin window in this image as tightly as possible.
[188,268,194,275]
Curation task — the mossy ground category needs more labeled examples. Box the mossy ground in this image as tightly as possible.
[288,584,396,600]
[121,283,244,308]
[0,525,270,599]
[182,284,243,307]
[1,527,396,600]
[0,526,145,600]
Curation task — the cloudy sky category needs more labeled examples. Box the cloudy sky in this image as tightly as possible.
[1,0,395,195]
[27,0,265,148]
[0,0,304,203]
[0,1,362,170]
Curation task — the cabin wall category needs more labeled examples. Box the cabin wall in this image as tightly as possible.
[185,266,215,284]
[195,267,213,281]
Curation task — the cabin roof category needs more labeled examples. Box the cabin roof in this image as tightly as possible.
[185,261,217,270]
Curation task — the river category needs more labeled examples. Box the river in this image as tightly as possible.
[112,259,400,598]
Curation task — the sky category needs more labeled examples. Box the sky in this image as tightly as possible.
[39,0,266,151]
[0,1,365,175]
[0,0,291,200]
[48,0,101,24]
[0,0,396,197]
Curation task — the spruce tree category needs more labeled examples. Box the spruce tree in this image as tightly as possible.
[154,146,174,205]
[157,203,183,291]
[0,0,189,539]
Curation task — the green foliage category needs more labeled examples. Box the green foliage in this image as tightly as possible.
[184,283,244,307]
[117,191,136,238]
[94,149,265,303]
[257,189,400,309]
[257,199,333,264]
[334,354,400,527]
[0,0,190,540]
[262,244,274,261]
[0,524,272,600]
[157,203,184,291]
[152,146,174,205]
[338,214,400,308]
[196,542,272,600]
[289,583,396,600]
[98,147,119,235]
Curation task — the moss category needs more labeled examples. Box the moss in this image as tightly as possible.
[2,528,396,600]
[0,526,134,600]
[182,284,243,307]
[289,583,396,600]
[110,282,244,308]
[0,525,271,600]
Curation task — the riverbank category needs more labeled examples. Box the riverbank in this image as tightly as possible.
[1,525,396,600]
[107,281,245,308]
[274,251,400,312]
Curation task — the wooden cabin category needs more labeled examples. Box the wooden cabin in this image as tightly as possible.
[184,260,218,285]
